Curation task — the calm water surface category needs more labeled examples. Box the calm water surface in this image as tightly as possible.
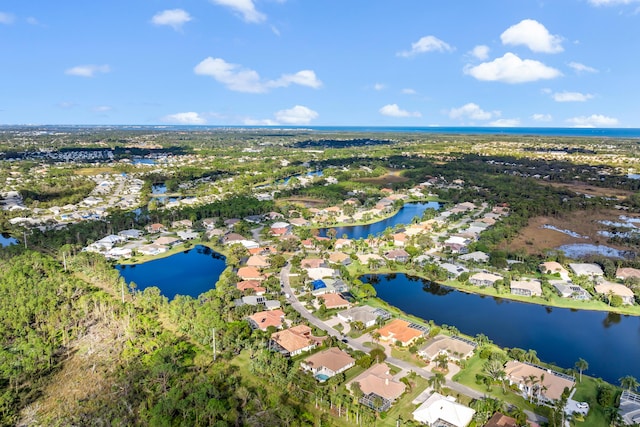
[319,201,440,240]
[363,273,640,384]
[116,245,226,300]
[0,233,18,247]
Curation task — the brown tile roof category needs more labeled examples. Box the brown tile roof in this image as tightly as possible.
[377,319,423,345]
[319,293,350,309]
[271,325,324,354]
[348,363,405,401]
[237,280,266,294]
[249,309,284,330]
[504,361,574,401]
[302,347,355,373]
[237,266,264,281]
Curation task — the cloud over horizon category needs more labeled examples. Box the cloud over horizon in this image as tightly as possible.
[464,53,561,83]
[274,105,318,124]
[567,114,619,127]
[449,103,499,121]
[163,112,207,125]
[379,104,421,118]
[194,57,321,93]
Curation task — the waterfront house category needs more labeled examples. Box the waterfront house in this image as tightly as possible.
[270,325,324,357]
[376,319,424,347]
[550,280,590,300]
[154,236,182,247]
[469,272,502,287]
[248,309,285,331]
[337,306,388,328]
[412,392,475,427]
[594,281,635,305]
[300,347,355,380]
[384,249,410,263]
[619,390,640,426]
[504,361,575,402]
[237,266,265,281]
[418,335,476,362]
[510,279,542,297]
[539,262,571,280]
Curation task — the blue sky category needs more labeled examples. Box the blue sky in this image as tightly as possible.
[1,0,639,127]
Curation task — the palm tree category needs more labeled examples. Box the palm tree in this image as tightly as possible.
[428,372,446,393]
[575,358,589,383]
[619,375,640,391]
[434,353,449,371]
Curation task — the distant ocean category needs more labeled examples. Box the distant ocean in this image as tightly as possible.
[5,125,640,138]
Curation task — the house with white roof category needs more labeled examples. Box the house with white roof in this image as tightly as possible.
[412,392,475,427]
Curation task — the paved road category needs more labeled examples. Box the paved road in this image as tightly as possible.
[279,263,547,424]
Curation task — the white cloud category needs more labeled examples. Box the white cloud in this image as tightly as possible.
[244,118,279,126]
[0,12,15,24]
[163,112,207,125]
[210,0,265,23]
[490,118,520,127]
[92,106,112,113]
[26,17,39,25]
[274,105,318,124]
[566,114,619,127]
[397,35,453,57]
[532,113,553,122]
[379,104,421,118]
[374,83,386,91]
[568,61,598,73]
[401,88,417,95]
[500,19,563,53]
[269,70,322,89]
[470,45,490,60]
[194,57,321,93]
[588,0,640,5]
[65,64,111,78]
[552,91,593,102]
[464,52,562,83]
[151,9,192,31]
[449,103,498,120]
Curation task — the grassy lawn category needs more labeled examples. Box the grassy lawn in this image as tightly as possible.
[571,376,613,427]
[391,347,428,368]
[377,374,429,426]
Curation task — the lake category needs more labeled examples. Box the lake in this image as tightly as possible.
[363,273,640,384]
[116,245,226,300]
[319,201,440,240]
[0,233,18,247]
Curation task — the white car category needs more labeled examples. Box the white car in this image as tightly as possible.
[576,402,589,410]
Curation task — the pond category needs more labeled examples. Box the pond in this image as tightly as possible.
[0,233,18,247]
[116,245,226,300]
[363,273,640,384]
[319,201,441,240]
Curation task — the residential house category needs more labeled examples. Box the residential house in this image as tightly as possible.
[384,249,410,263]
[504,361,575,402]
[246,254,270,269]
[270,221,291,236]
[306,267,336,281]
[237,266,265,281]
[138,244,168,256]
[438,262,469,279]
[177,231,199,240]
[249,309,285,331]
[301,258,326,269]
[569,263,604,278]
[334,238,352,249]
[376,319,424,347]
[221,233,246,245]
[201,218,218,229]
[550,281,590,300]
[617,267,640,281]
[619,390,640,426]
[469,272,502,287]
[146,223,166,234]
[510,279,542,297]
[458,251,489,263]
[270,325,324,357]
[412,392,475,427]
[289,217,309,227]
[154,236,182,246]
[328,252,351,266]
[539,262,571,280]
[171,219,192,229]
[118,229,143,240]
[594,281,635,305]
[392,232,407,247]
[346,363,406,411]
[237,280,266,295]
[418,335,476,362]
[485,412,520,427]
[338,306,387,328]
[301,347,355,380]
[318,293,350,310]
